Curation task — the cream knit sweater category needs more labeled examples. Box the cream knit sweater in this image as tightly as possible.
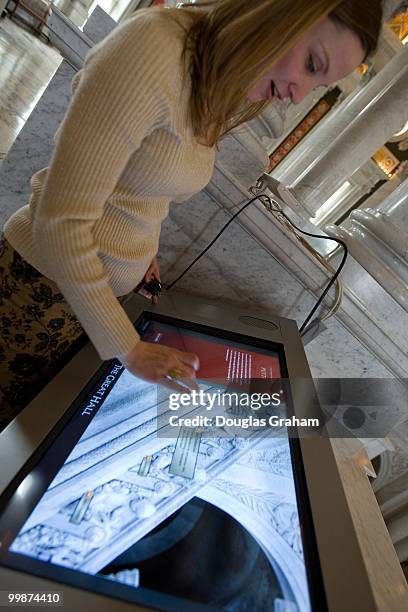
[5,7,216,360]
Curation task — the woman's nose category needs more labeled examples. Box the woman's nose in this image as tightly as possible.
[289,79,315,104]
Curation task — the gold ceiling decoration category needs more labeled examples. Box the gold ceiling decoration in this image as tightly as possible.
[372,146,400,179]
[387,8,408,42]
[356,63,370,75]
[267,100,331,172]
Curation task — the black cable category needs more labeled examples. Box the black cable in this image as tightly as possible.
[274,207,348,334]
[165,196,259,290]
[165,194,348,335]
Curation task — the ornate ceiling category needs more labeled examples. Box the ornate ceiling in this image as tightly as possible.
[387,7,408,42]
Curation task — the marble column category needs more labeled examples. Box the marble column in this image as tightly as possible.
[370,23,404,75]
[271,43,408,218]
[325,176,408,311]
[47,4,117,70]
[47,6,94,70]
[52,0,95,27]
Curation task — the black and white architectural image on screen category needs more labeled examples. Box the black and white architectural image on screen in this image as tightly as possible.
[9,368,310,611]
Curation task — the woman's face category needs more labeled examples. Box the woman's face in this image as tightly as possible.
[247,16,366,104]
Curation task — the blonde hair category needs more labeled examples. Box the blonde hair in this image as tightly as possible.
[167,0,382,148]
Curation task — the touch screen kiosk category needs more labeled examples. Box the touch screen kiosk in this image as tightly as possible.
[0,292,406,612]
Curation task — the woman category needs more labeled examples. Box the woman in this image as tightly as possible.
[0,0,382,431]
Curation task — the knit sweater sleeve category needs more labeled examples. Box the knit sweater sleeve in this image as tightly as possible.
[32,10,172,360]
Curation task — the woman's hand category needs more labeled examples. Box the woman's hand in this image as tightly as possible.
[132,257,161,304]
[145,256,160,284]
[145,256,161,304]
[118,341,200,393]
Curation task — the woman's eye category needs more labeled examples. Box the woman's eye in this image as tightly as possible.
[307,54,316,74]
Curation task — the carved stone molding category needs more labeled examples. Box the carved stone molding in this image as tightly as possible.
[326,177,408,312]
